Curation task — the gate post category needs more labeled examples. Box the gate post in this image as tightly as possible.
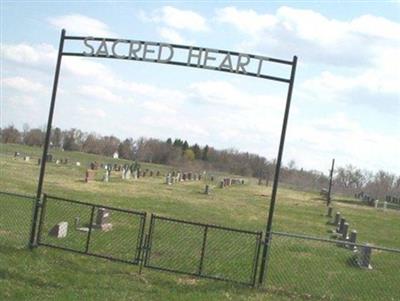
[30,29,66,249]
[258,56,297,285]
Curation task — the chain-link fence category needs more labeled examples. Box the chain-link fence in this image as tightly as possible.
[0,191,36,248]
[265,231,400,301]
[144,214,262,286]
[37,194,146,264]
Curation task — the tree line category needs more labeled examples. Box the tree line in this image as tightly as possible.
[1,124,399,200]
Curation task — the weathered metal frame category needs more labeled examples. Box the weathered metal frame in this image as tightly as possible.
[144,214,262,286]
[36,194,147,265]
[32,29,297,285]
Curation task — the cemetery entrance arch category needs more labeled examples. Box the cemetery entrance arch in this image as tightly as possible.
[31,29,298,285]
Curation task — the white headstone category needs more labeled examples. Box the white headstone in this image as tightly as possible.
[49,222,68,238]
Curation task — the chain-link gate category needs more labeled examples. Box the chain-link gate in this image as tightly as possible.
[143,214,262,286]
[32,194,262,286]
[37,194,147,265]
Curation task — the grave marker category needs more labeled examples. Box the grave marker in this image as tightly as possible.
[49,222,68,238]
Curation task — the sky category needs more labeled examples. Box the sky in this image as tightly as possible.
[1,1,399,175]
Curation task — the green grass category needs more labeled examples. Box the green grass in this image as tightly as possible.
[0,143,399,300]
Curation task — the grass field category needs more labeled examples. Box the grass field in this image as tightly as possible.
[1,143,399,300]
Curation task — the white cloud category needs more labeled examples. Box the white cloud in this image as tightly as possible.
[78,85,123,103]
[78,106,106,118]
[140,6,208,32]
[216,6,400,67]
[157,27,191,44]
[48,14,114,36]
[2,77,46,93]
[1,43,56,66]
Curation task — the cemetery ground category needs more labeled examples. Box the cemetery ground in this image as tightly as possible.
[1,143,399,301]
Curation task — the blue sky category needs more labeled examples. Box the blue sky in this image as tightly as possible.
[1,1,399,174]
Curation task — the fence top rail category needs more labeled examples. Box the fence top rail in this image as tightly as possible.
[44,194,147,216]
[152,214,262,235]
[271,231,400,253]
[0,190,37,200]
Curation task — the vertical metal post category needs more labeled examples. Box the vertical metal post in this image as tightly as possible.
[36,194,48,245]
[85,206,96,253]
[198,225,208,275]
[30,29,66,249]
[258,56,297,285]
[327,158,335,206]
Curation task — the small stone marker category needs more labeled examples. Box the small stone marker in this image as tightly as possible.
[357,244,373,269]
[333,212,341,226]
[342,223,349,240]
[204,184,210,195]
[76,161,81,166]
[337,218,346,234]
[219,180,224,188]
[327,207,333,217]
[94,208,112,231]
[383,201,387,211]
[24,156,30,161]
[374,199,379,208]
[14,151,20,157]
[49,222,68,238]
[348,230,357,250]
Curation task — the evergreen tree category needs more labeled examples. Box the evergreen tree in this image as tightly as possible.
[191,143,202,160]
[202,145,209,161]
[166,138,172,145]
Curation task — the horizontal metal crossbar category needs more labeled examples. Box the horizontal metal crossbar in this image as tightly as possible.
[45,194,146,216]
[271,231,400,253]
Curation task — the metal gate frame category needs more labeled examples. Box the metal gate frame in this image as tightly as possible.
[143,214,262,286]
[36,194,147,265]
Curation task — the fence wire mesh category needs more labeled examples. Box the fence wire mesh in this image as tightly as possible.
[38,194,146,264]
[145,215,262,286]
[0,191,35,249]
[265,231,400,301]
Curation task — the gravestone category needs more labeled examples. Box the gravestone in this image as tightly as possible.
[204,184,210,195]
[374,199,379,208]
[198,174,202,181]
[24,156,30,161]
[14,151,20,157]
[49,222,68,238]
[348,230,357,251]
[188,173,192,180]
[75,217,89,232]
[166,175,171,185]
[337,218,346,234]
[383,201,387,211]
[241,179,245,184]
[342,223,349,240]
[333,212,341,226]
[150,170,153,177]
[156,171,160,176]
[182,173,187,181]
[103,170,109,182]
[46,154,53,162]
[210,176,214,181]
[76,161,81,166]
[56,159,60,164]
[219,180,224,188]
[94,208,112,231]
[37,158,41,165]
[357,244,373,269]
[85,169,96,182]
[327,207,333,217]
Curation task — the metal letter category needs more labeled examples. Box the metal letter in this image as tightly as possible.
[83,37,94,56]
[96,39,109,57]
[111,39,128,59]
[187,47,202,67]
[236,54,250,74]
[157,43,174,63]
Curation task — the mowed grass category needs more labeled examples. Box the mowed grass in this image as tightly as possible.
[1,143,399,300]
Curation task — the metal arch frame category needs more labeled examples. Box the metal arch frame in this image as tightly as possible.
[30,29,298,286]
